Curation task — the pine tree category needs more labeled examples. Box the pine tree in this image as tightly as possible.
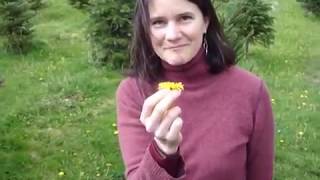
[216,0,274,59]
[236,0,275,57]
[0,0,35,53]
[68,0,91,10]
[27,0,46,12]
[87,0,134,68]
[216,1,249,60]
[297,0,320,15]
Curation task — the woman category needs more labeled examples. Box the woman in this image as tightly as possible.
[116,0,274,179]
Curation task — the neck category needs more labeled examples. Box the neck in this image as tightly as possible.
[160,47,210,88]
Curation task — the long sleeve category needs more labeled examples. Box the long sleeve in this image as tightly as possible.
[116,78,186,180]
[247,81,275,180]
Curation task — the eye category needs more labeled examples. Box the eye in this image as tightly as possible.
[180,15,193,22]
[151,20,166,27]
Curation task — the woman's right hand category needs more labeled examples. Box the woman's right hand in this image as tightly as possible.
[139,89,183,155]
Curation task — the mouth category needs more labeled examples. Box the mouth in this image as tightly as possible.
[165,44,188,50]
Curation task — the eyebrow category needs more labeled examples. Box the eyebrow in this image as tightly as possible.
[150,11,194,20]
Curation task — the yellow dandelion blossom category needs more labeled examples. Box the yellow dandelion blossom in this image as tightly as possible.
[96,173,100,177]
[112,123,117,127]
[158,82,184,91]
[58,171,65,176]
[280,139,284,143]
[113,130,118,135]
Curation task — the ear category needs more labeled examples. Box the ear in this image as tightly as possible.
[203,16,209,33]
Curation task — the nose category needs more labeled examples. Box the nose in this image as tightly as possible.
[165,22,181,41]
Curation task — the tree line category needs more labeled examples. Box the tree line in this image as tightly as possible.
[1,0,316,69]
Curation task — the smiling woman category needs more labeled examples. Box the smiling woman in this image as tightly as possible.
[116,0,274,179]
[148,0,208,66]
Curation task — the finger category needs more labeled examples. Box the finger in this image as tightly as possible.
[145,91,181,132]
[155,106,181,139]
[140,89,169,124]
[166,117,183,144]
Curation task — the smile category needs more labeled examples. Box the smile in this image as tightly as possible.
[165,44,188,50]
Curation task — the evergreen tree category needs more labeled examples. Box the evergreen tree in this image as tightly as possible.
[27,0,47,12]
[0,0,34,53]
[68,0,91,10]
[240,0,274,57]
[216,0,275,59]
[87,0,134,68]
[297,0,320,15]
[216,1,249,60]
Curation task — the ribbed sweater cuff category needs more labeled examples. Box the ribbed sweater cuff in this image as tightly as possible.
[149,140,184,178]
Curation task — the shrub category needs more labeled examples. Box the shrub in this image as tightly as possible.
[27,0,47,11]
[87,0,134,69]
[68,0,91,10]
[216,0,275,59]
[0,0,35,53]
[297,0,320,15]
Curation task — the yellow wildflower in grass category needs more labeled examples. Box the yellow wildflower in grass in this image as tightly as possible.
[113,130,118,135]
[158,82,184,91]
[280,139,284,143]
[58,171,65,176]
[112,123,116,127]
[96,173,101,177]
[298,131,304,136]
[271,98,275,104]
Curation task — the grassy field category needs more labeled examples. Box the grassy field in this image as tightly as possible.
[0,0,319,179]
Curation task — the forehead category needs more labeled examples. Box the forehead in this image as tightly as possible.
[149,0,201,17]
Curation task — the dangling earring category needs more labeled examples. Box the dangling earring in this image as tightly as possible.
[203,33,208,55]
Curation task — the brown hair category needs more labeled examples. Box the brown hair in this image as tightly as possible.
[127,0,236,83]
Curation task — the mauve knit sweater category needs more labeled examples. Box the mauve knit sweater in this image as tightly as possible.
[116,48,275,180]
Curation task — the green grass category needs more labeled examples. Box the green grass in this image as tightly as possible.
[0,0,123,179]
[0,0,319,179]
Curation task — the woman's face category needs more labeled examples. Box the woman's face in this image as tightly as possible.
[149,0,208,66]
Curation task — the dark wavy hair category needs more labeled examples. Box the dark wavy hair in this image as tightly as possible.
[127,0,236,83]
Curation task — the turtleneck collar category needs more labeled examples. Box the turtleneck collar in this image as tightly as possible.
[160,47,211,87]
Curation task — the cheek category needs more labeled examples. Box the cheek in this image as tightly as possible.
[185,28,203,43]
[150,30,164,46]
[184,22,206,40]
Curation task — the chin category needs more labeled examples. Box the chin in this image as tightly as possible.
[165,57,188,65]
[162,53,189,65]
